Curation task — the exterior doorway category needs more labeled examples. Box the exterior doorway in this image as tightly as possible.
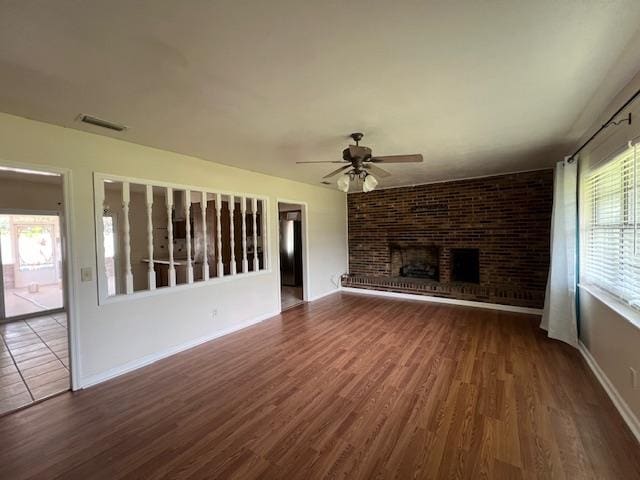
[277,201,307,310]
[1,213,64,318]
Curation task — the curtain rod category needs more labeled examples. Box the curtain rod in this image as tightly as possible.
[567,87,640,163]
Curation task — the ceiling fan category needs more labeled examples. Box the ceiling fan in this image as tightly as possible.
[296,132,423,192]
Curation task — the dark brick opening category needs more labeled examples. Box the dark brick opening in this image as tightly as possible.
[451,248,479,284]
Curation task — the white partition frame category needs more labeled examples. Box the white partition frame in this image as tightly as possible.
[93,172,270,305]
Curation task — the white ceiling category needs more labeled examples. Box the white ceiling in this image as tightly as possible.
[1,1,640,190]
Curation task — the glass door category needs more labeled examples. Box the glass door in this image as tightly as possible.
[0,213,64,320]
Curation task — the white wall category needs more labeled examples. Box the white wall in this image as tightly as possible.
[577,69,640,427]
[0,176,63,211]
[579,289,640,419]
[0,112,348,387]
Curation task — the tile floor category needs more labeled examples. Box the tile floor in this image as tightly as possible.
[3,283,64,318]
[0,312,70,416]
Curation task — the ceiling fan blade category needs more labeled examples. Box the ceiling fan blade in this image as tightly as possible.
[369,154,423,163]
[323,165,352,178]
[364,164,391,177]
[296,160,347,164]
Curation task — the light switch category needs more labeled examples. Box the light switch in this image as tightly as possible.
[81,267,93,282]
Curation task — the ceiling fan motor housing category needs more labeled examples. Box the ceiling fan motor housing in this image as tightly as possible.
[343,145,372,162]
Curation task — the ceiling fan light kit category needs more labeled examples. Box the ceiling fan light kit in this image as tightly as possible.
[297,132,423,193]
[337,174,350,192]
[363,173,378,192]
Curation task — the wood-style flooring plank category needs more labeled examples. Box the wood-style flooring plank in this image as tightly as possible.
[0,292,638,479]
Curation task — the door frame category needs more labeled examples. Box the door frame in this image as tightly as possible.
[0,232,4,321]
[276,199,310,307]
[0,160,80,390]
[0,208,66,322]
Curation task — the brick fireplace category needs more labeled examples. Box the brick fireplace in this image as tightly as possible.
[344,169,553,308]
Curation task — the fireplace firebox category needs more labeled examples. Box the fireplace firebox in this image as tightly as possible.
[389,244,439,281]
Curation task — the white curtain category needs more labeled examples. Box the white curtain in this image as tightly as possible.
[541,158,578,347]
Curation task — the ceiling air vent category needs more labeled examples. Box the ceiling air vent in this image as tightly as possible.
[78,114,127,132]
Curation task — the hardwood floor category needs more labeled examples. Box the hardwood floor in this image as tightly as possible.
[0,292,638,479]
[281,286,304,310]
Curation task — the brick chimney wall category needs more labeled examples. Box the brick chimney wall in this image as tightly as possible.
[345,169,554,308]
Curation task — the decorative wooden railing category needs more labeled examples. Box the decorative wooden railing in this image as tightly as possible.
[94,174,269,303]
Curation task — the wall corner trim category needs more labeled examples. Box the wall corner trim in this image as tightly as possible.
[79,309,281,389]
[578,341,640,443]
[340,287,543,315]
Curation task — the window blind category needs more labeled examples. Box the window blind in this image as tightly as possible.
[582,142,640,308]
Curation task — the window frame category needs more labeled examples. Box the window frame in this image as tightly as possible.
[580,142,640,312]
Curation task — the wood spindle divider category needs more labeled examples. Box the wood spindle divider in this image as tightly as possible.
[252,198,259,271]
[145,185,156,290]
[166,187,176,287]
[241,196,248,273]
[122,181,134,294]
[216,193,224,277]
[184,189,193,283]
[200,191,209,281]
[228,195,236,275]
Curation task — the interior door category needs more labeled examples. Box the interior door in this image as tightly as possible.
[279,215,303,288]
[279,219,296,286]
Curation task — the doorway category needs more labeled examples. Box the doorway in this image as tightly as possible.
[0,166,71,415]
[1,213,64,318]
[278,202,306,310]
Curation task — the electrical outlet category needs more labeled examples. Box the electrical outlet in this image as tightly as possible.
[631,367,639,390]
[212,309,218,319]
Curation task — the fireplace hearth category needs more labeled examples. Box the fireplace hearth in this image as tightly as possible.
[389,244,440,281]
